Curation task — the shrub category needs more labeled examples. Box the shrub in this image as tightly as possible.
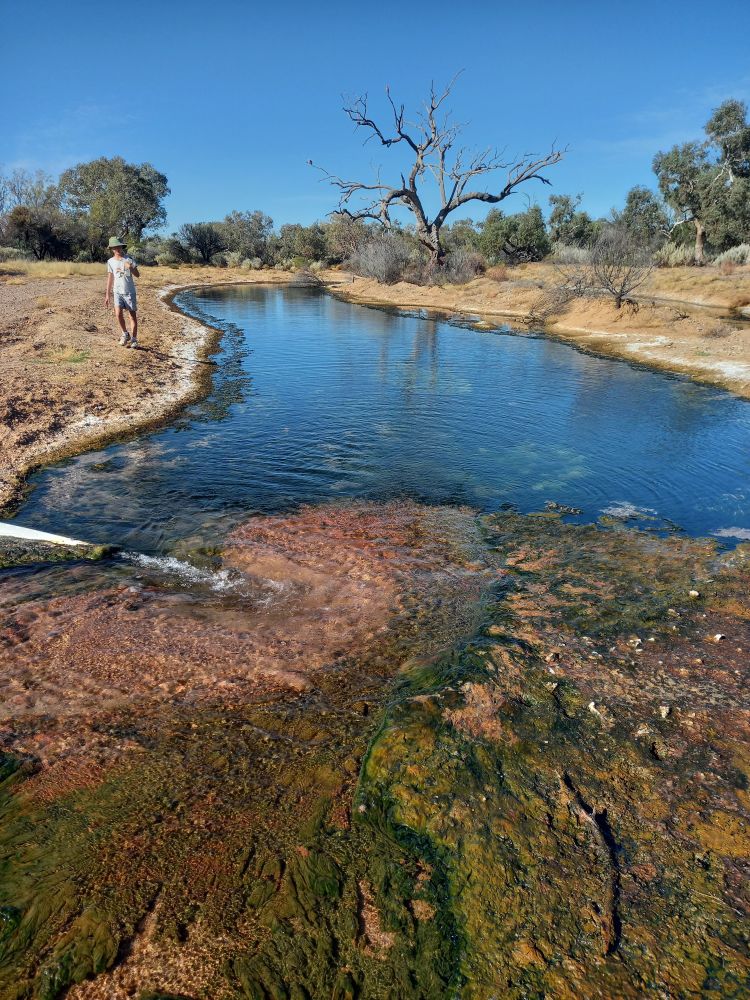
[240,257,263,270]
[154,237,191,266]
[430,250,485,285]
[714,243,750,266]
[551,242,592,264]
[128,242,159,266]
[486,264,509,282]
[479,205,550,264]
[348,231,414,284]
[0,246,31,262]
[225,250,244,268]
[701,321,733,338]
[654,243,699,267]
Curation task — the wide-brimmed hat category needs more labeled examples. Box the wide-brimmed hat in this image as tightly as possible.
[107,236,127,249]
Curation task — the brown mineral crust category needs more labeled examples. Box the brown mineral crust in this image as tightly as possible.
[0,501,490,772]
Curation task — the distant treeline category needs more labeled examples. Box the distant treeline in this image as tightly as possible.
[2,99,749,275]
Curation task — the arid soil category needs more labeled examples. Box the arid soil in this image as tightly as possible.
[330,263,750,399]
[0,265,293,511]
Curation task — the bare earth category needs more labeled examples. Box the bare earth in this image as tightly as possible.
[0,265,292,511]
[1,262,749,513]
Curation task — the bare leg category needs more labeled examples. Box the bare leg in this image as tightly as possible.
[128,309,138,340]
[114,306,129,336]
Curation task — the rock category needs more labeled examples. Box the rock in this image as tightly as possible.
[689,590,700,599]
[659,705,671,719]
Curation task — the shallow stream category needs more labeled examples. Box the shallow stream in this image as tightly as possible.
[12,283,750,558]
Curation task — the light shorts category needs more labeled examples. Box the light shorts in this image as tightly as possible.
[114,291,137,312]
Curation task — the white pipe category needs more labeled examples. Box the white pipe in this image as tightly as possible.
[0,522,87,546]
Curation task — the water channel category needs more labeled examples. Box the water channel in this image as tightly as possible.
[11,282,750,558]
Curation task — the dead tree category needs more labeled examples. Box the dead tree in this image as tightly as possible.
[316,78,564,267]
[591,227,654,309]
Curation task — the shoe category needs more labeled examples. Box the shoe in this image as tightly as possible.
[128,339,140,349]
[119,333,131,346]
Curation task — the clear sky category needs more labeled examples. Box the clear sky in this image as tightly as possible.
[3,0,750,232]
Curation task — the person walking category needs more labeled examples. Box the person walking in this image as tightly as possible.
[104,237,140,348]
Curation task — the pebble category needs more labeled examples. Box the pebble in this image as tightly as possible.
[689,590,700,599]
[659,705,671,719]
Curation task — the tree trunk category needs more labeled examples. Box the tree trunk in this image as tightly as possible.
[694,219,706,266]
[420,223,446,268]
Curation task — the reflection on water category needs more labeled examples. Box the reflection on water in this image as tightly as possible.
[11,284,750,552]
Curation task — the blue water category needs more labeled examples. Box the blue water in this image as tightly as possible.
[14,284,750,552]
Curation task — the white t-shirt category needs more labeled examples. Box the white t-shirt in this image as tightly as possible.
[108,255,137,296]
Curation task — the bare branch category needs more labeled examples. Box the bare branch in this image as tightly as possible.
[316,77,565,264]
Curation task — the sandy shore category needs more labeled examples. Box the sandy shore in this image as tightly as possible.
[327,263,750,400]
[2,261,749,515]
[0,265,293,512]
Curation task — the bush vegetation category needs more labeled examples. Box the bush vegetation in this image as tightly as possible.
[1,99,748,283]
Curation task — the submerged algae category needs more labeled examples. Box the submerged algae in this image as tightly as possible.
[0,508,748,998]
[0,538,113,570]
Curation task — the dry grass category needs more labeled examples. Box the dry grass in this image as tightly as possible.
[35,296,54,309]
[0,260,103,279]
[486,265,509,283]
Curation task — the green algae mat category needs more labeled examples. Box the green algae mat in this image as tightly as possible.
[0,507,748,998]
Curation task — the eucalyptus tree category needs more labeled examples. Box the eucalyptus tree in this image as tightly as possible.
[548,193,599,247]
[653,99,750,263]
[221,210,274,261]
[317,78,564,267]
[613,186,669,247]
[59,157,169,255]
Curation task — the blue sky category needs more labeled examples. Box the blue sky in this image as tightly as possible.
[3,0,750,232]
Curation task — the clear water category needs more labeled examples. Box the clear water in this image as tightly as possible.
[12,284,750,553]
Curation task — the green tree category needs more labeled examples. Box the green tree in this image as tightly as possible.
[548,193,599,247]
[59,157,169,257]
[479,205,550,264]
[653,99,750,263]
[5,205,77,259]
[221,210,274,261]
[443,218,480,252]
[323,214,372,262]
[272,223,327,263]
[177,222,226,263]
[613,186,668,247]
